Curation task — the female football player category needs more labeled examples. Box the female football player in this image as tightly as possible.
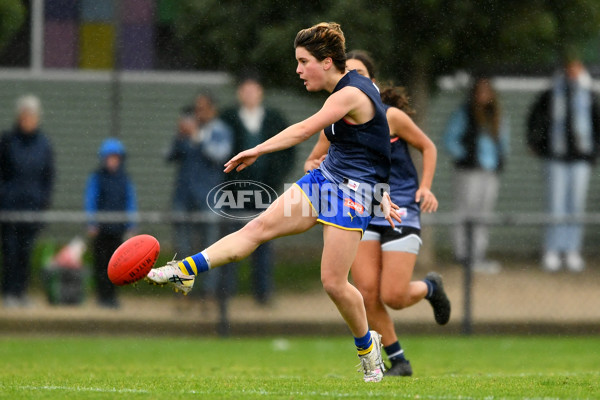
[304,50,450,377]
[146,23,400,383]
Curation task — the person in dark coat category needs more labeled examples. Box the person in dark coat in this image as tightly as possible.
[85,138,138,308]
[166,95,233,299]
[527,58,600,272]
[0,95,54,308]
[220,74,295,305]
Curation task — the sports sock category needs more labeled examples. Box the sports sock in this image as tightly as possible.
[178,250,211,276]
[355,330,373,356]
[384,341,406,363]
[424,278,437,300]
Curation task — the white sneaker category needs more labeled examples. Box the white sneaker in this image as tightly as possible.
[145,260,196,295]
[566,252,585,273]
[357,331,385,382]
[542,252,562,272]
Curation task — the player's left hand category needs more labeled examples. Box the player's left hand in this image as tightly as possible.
[416,187,438,213]
[224,147,260,173]
[380,191,402,228]
[303,154,327,173]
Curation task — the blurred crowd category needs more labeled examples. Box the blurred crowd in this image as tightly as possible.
[1,57,598,310]
[0,73,294,310]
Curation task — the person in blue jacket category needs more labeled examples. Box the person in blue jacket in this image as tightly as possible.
[0,95,54,308]
[85,138,138,308]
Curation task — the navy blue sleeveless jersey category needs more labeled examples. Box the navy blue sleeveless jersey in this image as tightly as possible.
[370,105,421,229]
[319,70,391,187]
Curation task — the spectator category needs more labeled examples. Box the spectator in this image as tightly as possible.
[443,77,510,274]
[527,57,600,272]
[85,138,138,308]
[220,74,294,305]
[0,95,55,308]
[166,94,233,297]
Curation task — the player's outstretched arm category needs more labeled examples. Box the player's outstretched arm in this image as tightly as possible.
[225,88,358,173]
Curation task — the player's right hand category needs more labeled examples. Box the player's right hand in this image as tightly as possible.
[380,192,401,228]
[224,147,260,173]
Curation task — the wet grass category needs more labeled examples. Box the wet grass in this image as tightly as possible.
[0,335,598,399]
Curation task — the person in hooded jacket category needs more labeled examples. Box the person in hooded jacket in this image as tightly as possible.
[0,95,55,308]
[84,138,138,308]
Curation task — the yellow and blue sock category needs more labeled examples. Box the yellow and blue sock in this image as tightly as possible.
[177,250,210,276]
[355,331,373,356]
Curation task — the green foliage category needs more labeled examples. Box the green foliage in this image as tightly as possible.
[0,336,598,399]
[168,0,600,89]
[383,0,600,80]
[173,0,328,86]
[0,0,25,52]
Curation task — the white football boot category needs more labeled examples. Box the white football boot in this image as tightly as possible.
[145,260,195,295]
[357,331,385,382]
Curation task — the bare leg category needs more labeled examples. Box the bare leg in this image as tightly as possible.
[380,251,427,310]
[350,240,398,345]
[205,185,317,268]
[352,243,427,347]
[321,225,368,338]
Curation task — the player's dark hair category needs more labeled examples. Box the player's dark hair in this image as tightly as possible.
[380,84,415,117]
[294,22,346,73]
[347,49,414,116]
[347,50,376,80]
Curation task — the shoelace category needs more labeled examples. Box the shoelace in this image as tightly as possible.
[356,354,378,374]
[149,261,179,281]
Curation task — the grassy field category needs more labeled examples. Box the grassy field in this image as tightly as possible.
[0,335,598,399]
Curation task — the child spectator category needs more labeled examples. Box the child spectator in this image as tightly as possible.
[85,138,138,308]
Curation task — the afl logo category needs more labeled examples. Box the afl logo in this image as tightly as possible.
[207,180,278,220]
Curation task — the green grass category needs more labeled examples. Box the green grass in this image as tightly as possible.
[0,336,598,399]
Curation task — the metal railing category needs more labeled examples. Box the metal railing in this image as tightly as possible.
[1,210,598,335]
[423,212,600,334]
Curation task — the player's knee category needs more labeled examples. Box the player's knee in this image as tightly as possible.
[241,218,268,242]
[320,274,345,299]
[381,289,410,310]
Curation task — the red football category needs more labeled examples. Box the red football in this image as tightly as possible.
[108,234,160,286]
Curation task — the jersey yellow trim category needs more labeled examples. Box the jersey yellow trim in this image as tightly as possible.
[293,182,319,215]
[317,219,365,238]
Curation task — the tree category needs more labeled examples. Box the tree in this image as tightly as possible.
[0,0,26,53]
[332,0,600,117]
[171,0,600,100]
[172,0,330,86]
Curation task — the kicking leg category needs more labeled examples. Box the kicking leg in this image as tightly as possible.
[146,185,316,293]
